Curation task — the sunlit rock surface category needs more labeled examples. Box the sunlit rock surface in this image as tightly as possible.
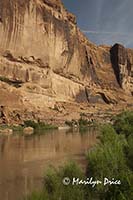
[0,0,132,124]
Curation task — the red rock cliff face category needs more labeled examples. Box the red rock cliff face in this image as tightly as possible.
[110,44,133,93]
[0,0,91,82]
[0,0,132,124]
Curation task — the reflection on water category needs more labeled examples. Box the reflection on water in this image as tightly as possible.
[0,128,97,200]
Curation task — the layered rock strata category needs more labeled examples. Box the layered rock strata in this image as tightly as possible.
[0,0,132,124]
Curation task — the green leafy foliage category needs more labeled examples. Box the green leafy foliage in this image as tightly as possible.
[24,120,58,131]
[65,117,95,130]
[0,124,23,132]
[125,133,133,171]
[86,124,133,200]
[44,162,85,200]
[113,111,133,137]
[25,162,85,200]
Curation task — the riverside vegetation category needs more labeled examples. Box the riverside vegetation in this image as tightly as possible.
[0,114,95,135]
[65,114,97,133]
[24,120,58,131]
[25,111,133,200]
[0,120,58,135]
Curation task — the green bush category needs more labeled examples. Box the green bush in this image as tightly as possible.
[78,118,89,127]
[65,118,95,129]
[113,111,133,137]
[0,124,23,133]
[125,134,133,170]
[86,124,133,200]
[24,120,58,131]
[26,162,85,200]
[113,111,133,171]
[44,162,85,200]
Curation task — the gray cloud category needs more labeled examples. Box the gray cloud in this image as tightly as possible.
[62,0,133,47]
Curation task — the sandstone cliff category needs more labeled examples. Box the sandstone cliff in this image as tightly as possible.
[0,0,132,124]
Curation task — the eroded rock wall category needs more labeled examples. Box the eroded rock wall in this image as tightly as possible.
[110,44,133,93]
[0,0,132,124]
[0,0,92,83]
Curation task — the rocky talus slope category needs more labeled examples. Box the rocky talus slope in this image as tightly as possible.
[0,0,132,124]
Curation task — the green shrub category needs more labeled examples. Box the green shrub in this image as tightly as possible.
[78,118,89,127]
[24,120,39,129]
[0,124,23,133]
[86,124,132,200]
[26,162,85,200]
[125,134,133,170]
[113,111,133,137]
[65,118,95,129]
[43,162,85,200]
[24,120,58,131]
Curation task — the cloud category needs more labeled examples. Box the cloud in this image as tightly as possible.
[83,30,133,47]
[82,0,133,47]
[62,0,133,47]
[82,30,133,37]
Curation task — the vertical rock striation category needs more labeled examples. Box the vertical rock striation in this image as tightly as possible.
[0,0,132,123]
[110,44,133,93]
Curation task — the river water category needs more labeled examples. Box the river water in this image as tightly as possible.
[0,128,97,200]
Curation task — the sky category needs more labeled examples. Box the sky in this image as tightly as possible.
[62,0,133,47]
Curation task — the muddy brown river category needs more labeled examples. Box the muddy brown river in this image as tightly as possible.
[0,128,97,200]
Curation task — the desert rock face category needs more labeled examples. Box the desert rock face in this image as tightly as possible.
[110,44,133,92]
[0,0,87,82]
[0,0,133,124]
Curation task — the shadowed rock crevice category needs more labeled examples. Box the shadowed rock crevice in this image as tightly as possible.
[110,44,122,86]
[110,43,133,93]
[110,43,128,87]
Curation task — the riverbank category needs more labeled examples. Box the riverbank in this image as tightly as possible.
[0,115,98,136]
[0,121,58,136]
[25,111,133,200]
